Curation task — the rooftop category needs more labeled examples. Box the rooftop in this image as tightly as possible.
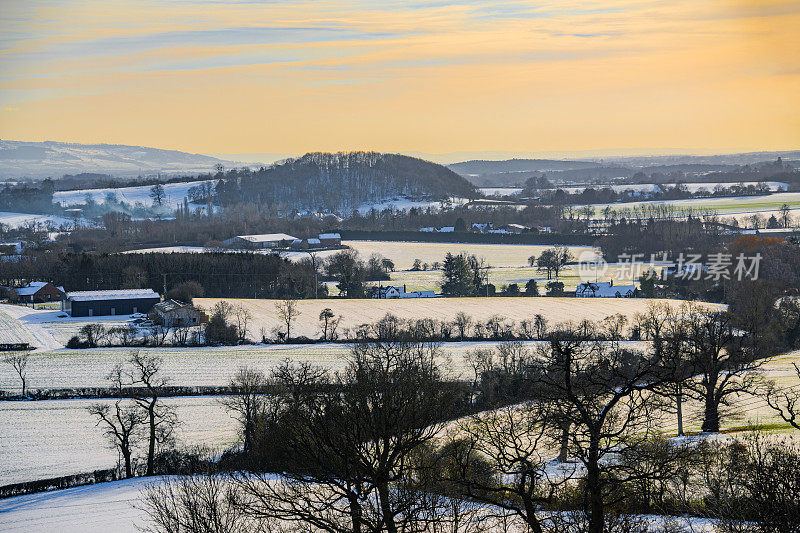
[65,289,160,302]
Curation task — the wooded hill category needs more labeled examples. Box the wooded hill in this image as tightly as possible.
[213,152,478,212]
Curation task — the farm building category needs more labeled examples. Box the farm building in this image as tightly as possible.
[9,281,65,304]
[62,289,161,317]
[150,299,206,327]
[370,285,437,299]
[318,233,341,247]
[223,233,297,249]
[575,281,636,298]
[290,237,322,250]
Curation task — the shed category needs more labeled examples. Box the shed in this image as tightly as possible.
[9,282,65,304]
[62,289,161,317]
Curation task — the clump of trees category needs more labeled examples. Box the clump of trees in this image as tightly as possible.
[139,304,800,532]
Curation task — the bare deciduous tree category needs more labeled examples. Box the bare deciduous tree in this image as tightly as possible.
[218,367,268,453]
[128,352,177,476]
[275,299,300,342]
[3,351,29,396]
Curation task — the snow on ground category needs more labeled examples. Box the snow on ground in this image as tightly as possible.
[53,180,214,210]
[344,240,599,270]
[0,476,160,532]
[0,396,237,485]
[0,212,72,230]
[0,303,116,351]
[479,187,523,196]
[561,181,788,195]
[356,197,468,214]
[0,475,720,533]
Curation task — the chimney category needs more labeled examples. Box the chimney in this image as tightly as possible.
[610,279,613,287]
[403,284,407,294]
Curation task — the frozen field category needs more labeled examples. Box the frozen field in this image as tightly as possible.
[0,476,158,532]
[0,211,72,229]
[588,191,800,225]
[0,396,237,485]
[0,341,565,393]
[0,303,129,350]
[53,179,214,210]
[344,240,600,270]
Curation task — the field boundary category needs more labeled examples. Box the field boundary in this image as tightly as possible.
[339,230,598,245]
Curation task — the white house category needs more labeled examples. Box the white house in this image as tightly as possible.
[575,281,636,298]
[371,285,436,299]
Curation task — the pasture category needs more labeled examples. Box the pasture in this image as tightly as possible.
[343,240,600,270]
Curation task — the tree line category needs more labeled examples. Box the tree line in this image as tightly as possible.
[124,306,800,532]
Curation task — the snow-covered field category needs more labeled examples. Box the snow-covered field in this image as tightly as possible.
[0,476,159,532]
[53,180,214,210]
[561,181,788,195]
[0,396,237,485]
[0,212,73,229]
[588,191,800,224]
[344,240,599,270]
[0,475,720,533]
[479,187,523,196]
[356,196,468,214]
[0,303,128,350]
[121,245,344,262]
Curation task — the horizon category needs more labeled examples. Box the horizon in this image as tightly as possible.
[1,1,798,155]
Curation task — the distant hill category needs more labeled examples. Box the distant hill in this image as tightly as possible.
[0,140,236,178]
[214,151,478,212]
[449,151,800,186]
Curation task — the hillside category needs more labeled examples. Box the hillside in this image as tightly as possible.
[0,140,235,178]
[214,151,478,212]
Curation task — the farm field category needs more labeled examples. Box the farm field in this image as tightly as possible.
[386,262,663,293]
[0,303,129,350]
[0,308,38,346]
[195,297,721,342]
[343,240,600,270]
[0,211,72,229]
[0,396,237,485]
[53,180,214,210]
[587,191,800,225]
[0,341,564,393]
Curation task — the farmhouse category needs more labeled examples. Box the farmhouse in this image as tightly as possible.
[575,281,637,298]
[9,281,65,304]
[318,233,342,247]
[150,299,206,327]
[290,237,323,250]
[223,233,297,249]
[62,289,161,317]
[370,285,437,299]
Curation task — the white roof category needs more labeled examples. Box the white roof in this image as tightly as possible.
[14,281,51,296]
[307,238,321,244]
[577,282,636,297]
[438,227,455,232]
[319,233,341,239]
[234,233,296,243]
[66,289,159,302]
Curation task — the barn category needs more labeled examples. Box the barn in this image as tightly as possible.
[9,282,65,304]
[62,289,161,317]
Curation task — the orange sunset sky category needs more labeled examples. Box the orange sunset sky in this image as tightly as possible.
[0,0,798,159]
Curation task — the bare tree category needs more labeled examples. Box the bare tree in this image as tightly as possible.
[88,365,141,478]
[531,327,678,533]
[140,474,273,533]
[233,304,253,341]
[446,403,567,533]
[453,311,473,339]
[128,352,177,476]
[3,352,29,396]
[765,362,800,431]
[218,367,268,453]
[681,308,765,432]
[275,299,300,342]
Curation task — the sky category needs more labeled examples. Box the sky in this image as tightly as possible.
[0,0,798,159]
